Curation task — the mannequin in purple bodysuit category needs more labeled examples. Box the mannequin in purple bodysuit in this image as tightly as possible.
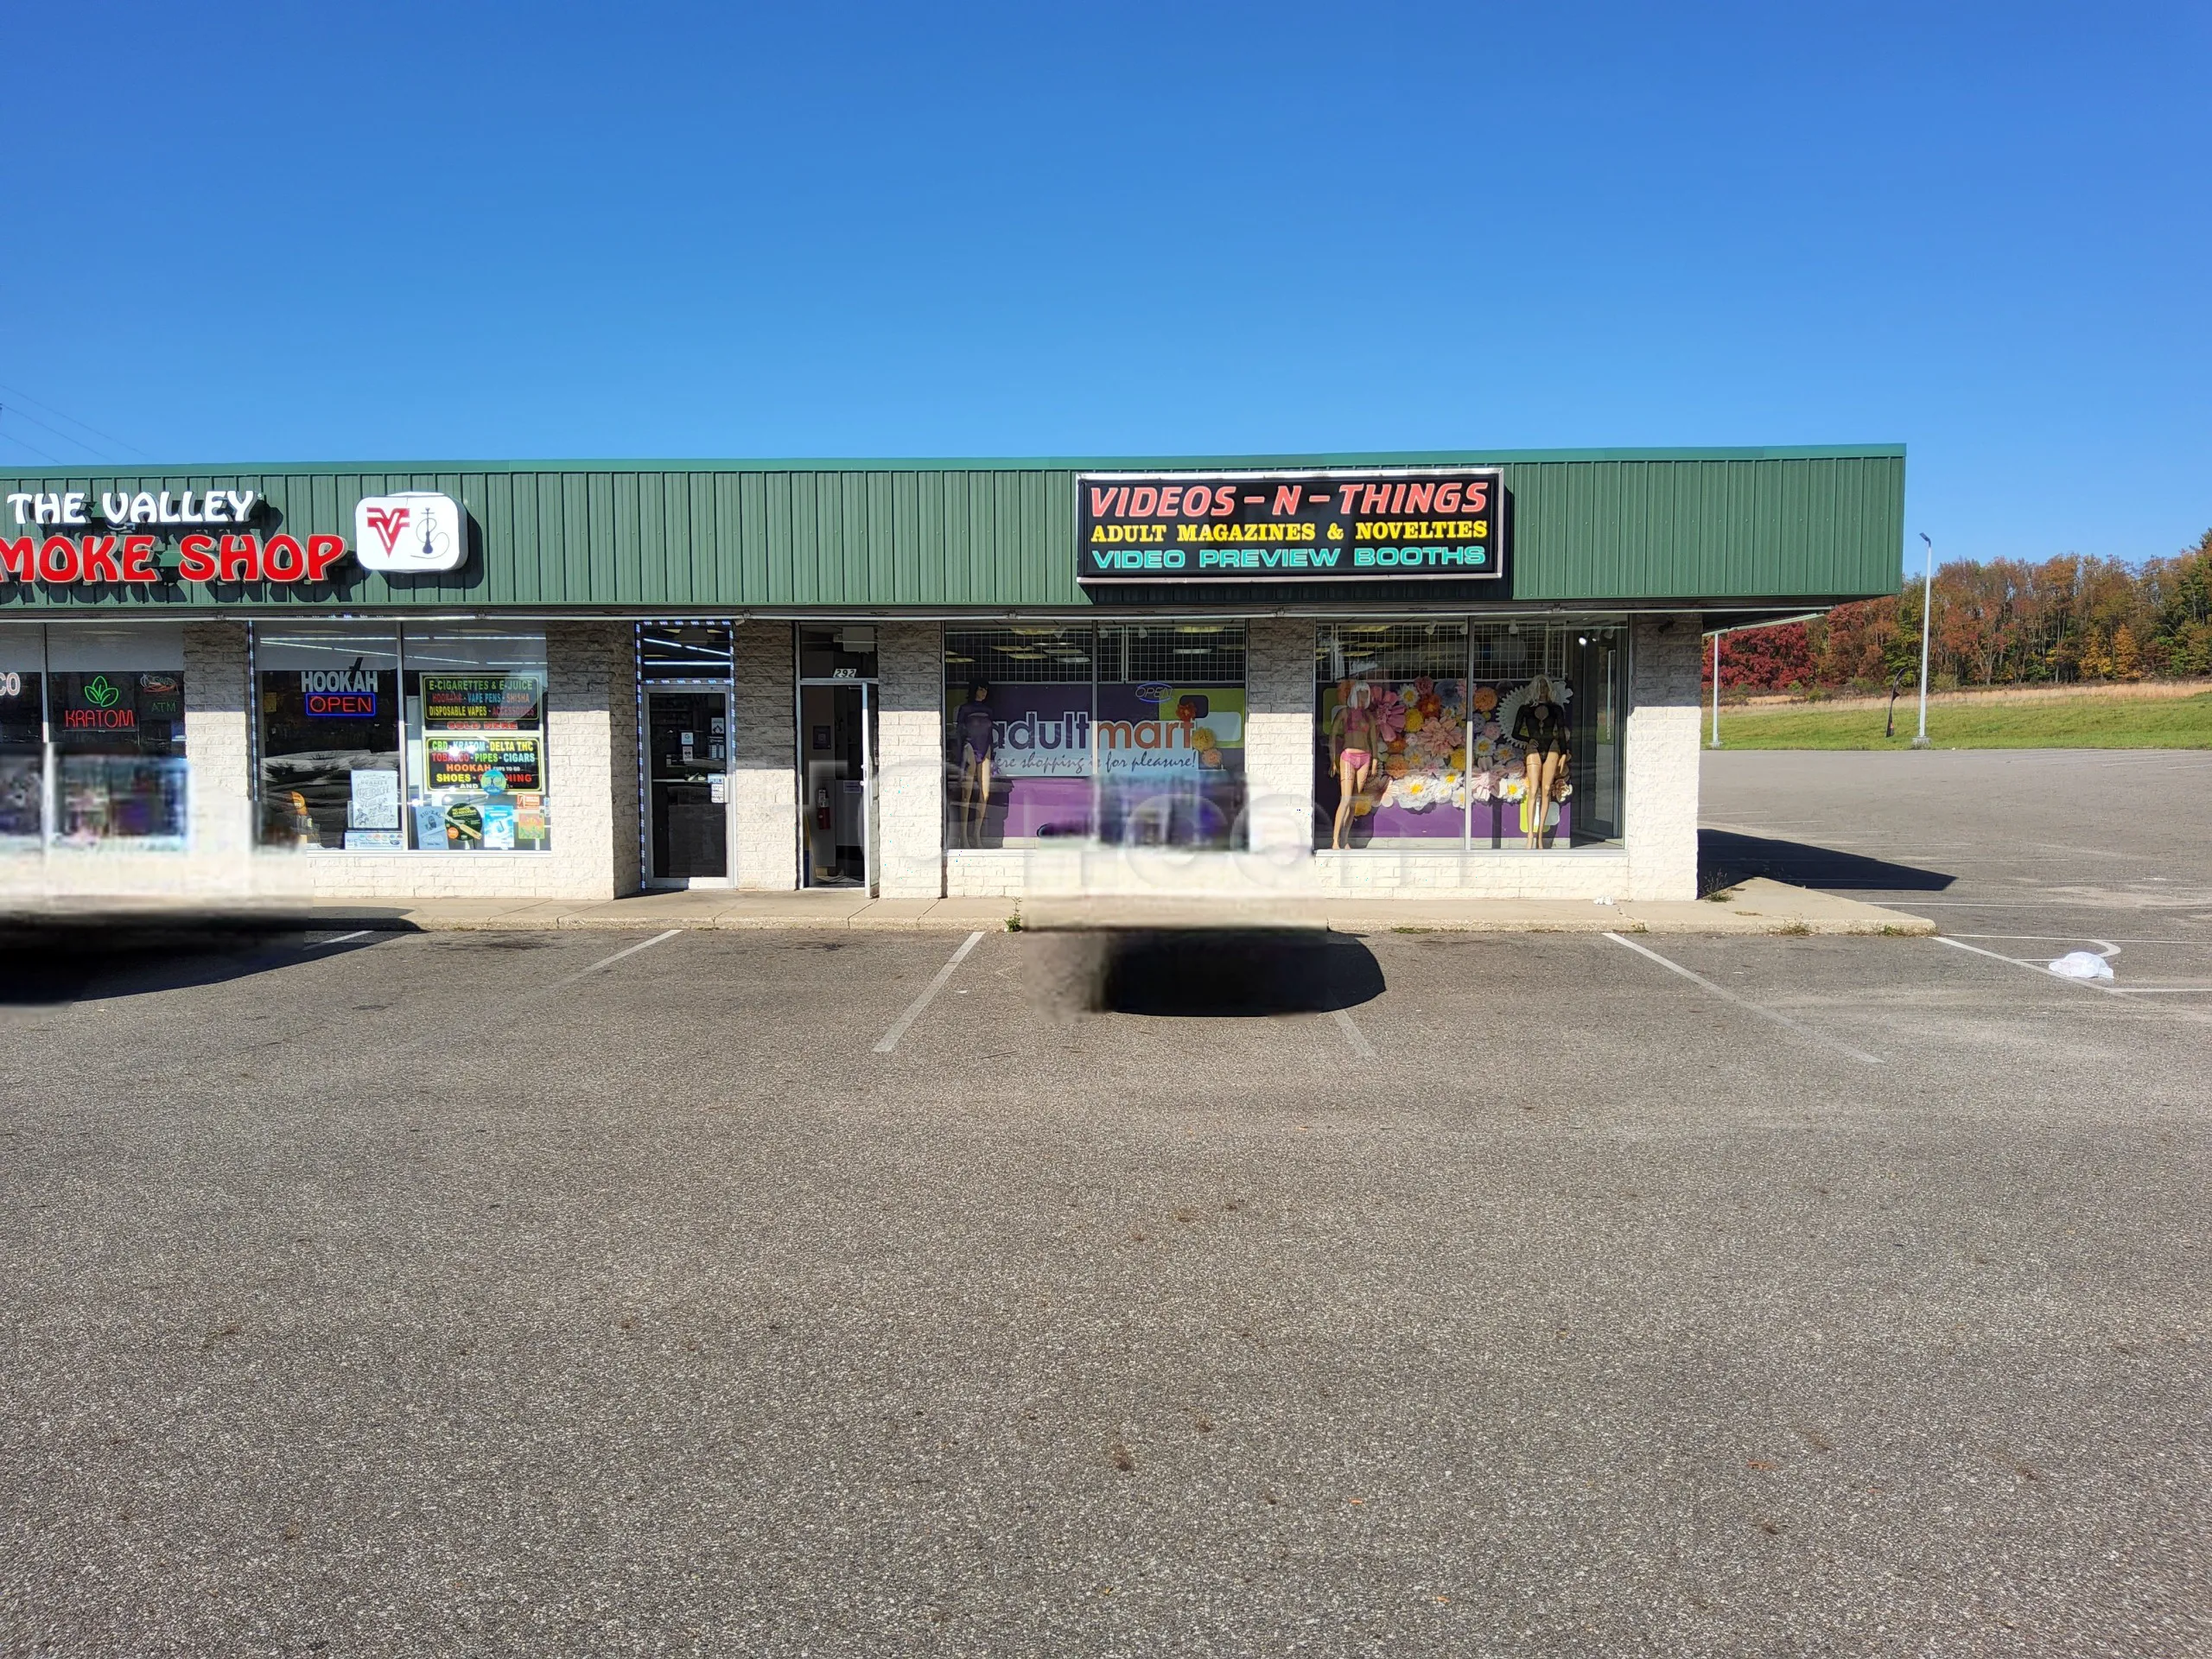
[954,682,995,848]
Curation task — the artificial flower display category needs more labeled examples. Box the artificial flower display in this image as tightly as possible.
[1373,677,1473,813]
[1351,677,1575,822]
[1370,687,1408,744]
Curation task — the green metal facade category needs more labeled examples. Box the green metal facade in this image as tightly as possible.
[0,447,1904,613]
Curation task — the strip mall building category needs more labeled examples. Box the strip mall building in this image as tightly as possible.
[0,448,1903,906]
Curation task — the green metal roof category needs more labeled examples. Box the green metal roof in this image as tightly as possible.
[0,447,1904,613]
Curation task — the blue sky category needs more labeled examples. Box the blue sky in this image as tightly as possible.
[2,1,2204,572]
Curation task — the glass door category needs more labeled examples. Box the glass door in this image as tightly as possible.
[798,681,874,889]
[646,687,730,884]
[1568,629,1626,844]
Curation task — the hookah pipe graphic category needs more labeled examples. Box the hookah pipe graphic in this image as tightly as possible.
[416,503,451,564]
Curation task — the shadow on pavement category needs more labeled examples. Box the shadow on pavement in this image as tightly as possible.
[1099,930,1385,1016]
[1700,829,1956,893]
[0,926,385,1005]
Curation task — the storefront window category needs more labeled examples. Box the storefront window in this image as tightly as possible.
[48,626,188,846]
[1317,620,1624,851]
[404,629,550,852]
[798,626,878,680]
[257,625,403,849]
[254,625,551,853]
[944,626,1095,848]
[1316,623,1469,849]
[944,623,1249,852]
[0,625,42,846]
[640,625,734,681]
[1096,624,1246,850]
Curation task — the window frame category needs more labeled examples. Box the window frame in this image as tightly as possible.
[1314,614,1631,854]
[250,621,554,855]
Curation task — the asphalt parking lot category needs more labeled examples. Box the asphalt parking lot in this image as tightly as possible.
[3,751,2207,1656]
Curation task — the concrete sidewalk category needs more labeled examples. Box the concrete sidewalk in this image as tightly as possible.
[0,877,1932,937]
[1015,878,1931,936]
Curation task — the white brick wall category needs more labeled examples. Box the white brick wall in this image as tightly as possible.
[1623,615,1702,901]
[874,622,944,899]
[732,622,797,890]
[1243,618,1313,858]
[183,621,255,893]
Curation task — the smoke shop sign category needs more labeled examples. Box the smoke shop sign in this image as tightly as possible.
[1078,467,1504,585]
[1,488,467,585]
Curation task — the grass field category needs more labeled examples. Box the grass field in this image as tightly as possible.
[1711,688,2212,749]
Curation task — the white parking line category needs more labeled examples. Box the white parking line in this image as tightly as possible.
[548,929,683,989]
[308,929,374,947]
[1951,933,2212,948]
[874,931,985,1053]
[1932,935,2116,993]
[1930,935,2212,1001]
[1603,932,1883,1066]
[1332,1007,1377,1058]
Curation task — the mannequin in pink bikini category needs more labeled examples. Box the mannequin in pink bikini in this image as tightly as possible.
[1329,677,1378,850]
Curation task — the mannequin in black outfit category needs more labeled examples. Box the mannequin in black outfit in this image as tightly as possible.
[953,683,995,848]
[1512,676,1570,849]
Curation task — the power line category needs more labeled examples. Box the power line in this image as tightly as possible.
[0,421,67,466]
[0,400,110,460]
[0,380,154,461]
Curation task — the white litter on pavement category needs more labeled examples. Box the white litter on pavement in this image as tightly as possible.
[2048,950,2115,981]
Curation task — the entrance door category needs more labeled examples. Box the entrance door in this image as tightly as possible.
[798,681,874,889]
[1567,631,1625,844]
[646,688,730,883]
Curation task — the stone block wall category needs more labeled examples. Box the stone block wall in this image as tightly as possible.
[183,621,254,892]
[732,622,798,889]
[874,622,944,899]
[1243,618,1314,859]
[1623,614,1702,901]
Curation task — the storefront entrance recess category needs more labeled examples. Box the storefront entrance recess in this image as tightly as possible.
[646,688,729,882]
[797,626,878,891]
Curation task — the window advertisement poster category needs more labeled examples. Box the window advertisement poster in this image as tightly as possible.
[418,734,547,850]
[1095,682,1247,849]
[346,767,401,830]
[421,673,543,731]
[424,734,542,794]
[972,682,1095,839]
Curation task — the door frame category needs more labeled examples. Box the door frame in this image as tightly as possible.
[641,680,734,889]
[793,671,877,895]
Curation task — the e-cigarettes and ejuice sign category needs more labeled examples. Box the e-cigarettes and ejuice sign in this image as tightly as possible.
[1077,468,1505,584]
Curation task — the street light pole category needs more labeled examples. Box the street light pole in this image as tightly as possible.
[1911,532,1934,749]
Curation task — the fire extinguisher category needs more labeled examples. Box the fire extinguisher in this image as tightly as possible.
[815,785,831,830]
